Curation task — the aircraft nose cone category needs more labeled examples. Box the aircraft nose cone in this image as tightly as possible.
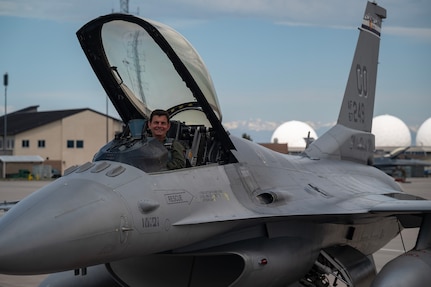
[0,178,130,275]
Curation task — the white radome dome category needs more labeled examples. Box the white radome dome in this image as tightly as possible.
[416,117,431,146]
[372,115,411,147]
[271,121,318,148]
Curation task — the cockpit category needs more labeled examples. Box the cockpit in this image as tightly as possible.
[93,118,230,173]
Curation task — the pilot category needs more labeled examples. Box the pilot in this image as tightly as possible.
[148,109,186,170]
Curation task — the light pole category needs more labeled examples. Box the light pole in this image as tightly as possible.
[3,73,7,152]
[106,95,109,144]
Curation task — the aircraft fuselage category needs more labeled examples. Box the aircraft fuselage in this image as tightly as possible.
[0,135,401,275]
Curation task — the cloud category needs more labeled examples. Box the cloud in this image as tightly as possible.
[385,26,431,42]
[224,119,278,132]
[223,118,336,133]
[1,0,430,33]
[177,0,362,21]
[0,0,114,22]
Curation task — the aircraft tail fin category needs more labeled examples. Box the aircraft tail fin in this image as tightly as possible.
[337,1,386,132]
[305,2,386,164]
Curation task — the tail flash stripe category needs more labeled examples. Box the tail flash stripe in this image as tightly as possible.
[361,12,383,38]
[361,22,381,37]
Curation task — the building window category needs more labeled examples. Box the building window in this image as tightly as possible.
[76,140,84,148]
[22,140,30,148]
[67,140,74,148]
[38,140,45,148]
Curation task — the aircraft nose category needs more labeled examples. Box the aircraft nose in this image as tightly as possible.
[0,178,131,275]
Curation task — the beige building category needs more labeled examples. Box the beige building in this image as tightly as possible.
[0,106,123,178]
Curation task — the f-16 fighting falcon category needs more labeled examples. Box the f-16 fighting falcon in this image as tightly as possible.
[1,1,430,286]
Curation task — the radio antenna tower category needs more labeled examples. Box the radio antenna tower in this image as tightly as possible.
[120,0,129,13]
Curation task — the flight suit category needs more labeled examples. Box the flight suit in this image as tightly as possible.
[165,139,186,170]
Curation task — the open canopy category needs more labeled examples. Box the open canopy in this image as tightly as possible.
[78,15,219,125]
[77,13,234,150]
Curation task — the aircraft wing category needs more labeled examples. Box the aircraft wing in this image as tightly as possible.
[173,191,431,227]
[373,158,431,167]
[386,146,411,159]
[371,200,431,213]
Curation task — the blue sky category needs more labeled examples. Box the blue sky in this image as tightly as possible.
[0,0,430,143]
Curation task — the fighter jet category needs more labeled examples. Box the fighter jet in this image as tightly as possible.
[1,2,430,286]
[373,146,431,180]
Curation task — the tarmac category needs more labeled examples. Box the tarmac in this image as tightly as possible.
[0,177,430,287]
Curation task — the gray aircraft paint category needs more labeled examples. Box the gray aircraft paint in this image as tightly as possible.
[0,2,430,287]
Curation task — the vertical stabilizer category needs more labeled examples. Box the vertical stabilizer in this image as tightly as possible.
[305,2,386,164]
[338,1,386,132]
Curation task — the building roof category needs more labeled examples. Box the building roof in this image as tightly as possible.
[259,143,289,154]
[0,106,122,136]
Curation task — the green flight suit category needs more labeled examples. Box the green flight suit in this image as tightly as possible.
[165,139,186,170]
